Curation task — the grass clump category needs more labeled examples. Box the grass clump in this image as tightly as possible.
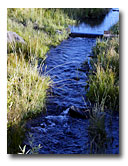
[88,104,114,154]
[86,65,119,110]
[18,134,42,154]
[86,23,119,111]
[7,54,51,126]
[7,53,51,153]
[88,106,106,154]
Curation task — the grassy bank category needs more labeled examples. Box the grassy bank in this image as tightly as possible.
[86,23,119,153]
[7,9,75,59]
[86,22,119,111]
[7,53,52,153]
[7,8,75,154]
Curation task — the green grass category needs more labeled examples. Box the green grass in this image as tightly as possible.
[7,54,51,127]
[86,23,119,111]
[7,9,75,59]
[86,65,119,110]
[7,53,52,153]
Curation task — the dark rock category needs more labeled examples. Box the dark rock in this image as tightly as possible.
[40,123,46,128]
[68,106,91,119]
[78,61,90,72]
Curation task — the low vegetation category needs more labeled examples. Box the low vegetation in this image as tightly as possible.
[88,106,107,154]
[7,9,75,59]
[7,54,51,126]
[87,22,119,153]
[7,8,74,153]
[86,22,119,111]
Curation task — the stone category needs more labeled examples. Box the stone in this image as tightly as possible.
[68,106,91,119]
[40,123,46,128]
[7,31,26,44]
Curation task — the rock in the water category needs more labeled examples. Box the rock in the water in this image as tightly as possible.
[68,106,91,119]
[7,31,25,44]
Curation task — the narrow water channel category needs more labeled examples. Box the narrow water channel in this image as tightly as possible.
[24,9,119,154]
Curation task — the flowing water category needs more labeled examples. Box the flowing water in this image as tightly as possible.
[24,9,119,154]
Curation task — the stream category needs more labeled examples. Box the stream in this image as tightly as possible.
[24,9,119,154]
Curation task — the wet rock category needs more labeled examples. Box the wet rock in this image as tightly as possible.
[7,31,26,44]
[78,61,90,72]
[40,123,46,128]
[68,106,91,119]
[61,108,69,115]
